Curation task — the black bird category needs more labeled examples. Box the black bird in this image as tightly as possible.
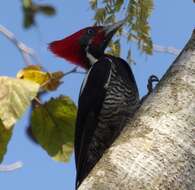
[49,20,140,188]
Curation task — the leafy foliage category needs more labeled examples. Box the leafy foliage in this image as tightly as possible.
[107,39,121,57]
[127,0,153,53]
[90,0,153,56]
[22,0,56,28]
[31,96,77,162]
[0,76,40,129]
[0,66,76,163]
[0,120,12,163]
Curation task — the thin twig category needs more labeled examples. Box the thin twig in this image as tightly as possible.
[0,25,85,75]
[0,161,23,172]
[122,30,180,56]
[153,44,180,56]
[38,66,85,90]
[64,66,78,76]
[0,24,41,65]
[63,66,86,77]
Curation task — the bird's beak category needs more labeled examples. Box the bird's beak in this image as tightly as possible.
[100,19,125,50]
[103,19,126,36]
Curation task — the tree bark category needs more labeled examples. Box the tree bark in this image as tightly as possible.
[78,29,195,190]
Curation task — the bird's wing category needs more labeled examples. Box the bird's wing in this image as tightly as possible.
[115,57,139,102]
[75,58,111,186]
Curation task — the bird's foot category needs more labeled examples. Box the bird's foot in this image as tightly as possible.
[140,75,159,104]
[147,75,159,95]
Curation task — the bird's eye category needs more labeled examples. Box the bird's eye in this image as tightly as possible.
[87,29,95,35]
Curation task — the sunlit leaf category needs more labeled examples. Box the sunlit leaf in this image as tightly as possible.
[94,8,106,24]
[115,0,124,12]
[0,76,40,129]
[23,0,32,8]
[107,39,120,57]
[31,96,77,162]
[17,65,64,91]
[91,0,153,55]
[127,0,153,53]
[89,0,98,9]
[0,120,12,163]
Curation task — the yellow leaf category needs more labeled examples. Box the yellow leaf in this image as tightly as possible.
[16,65,64,91]
[0,76,40,129]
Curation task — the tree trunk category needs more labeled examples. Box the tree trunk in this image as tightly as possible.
[78,29,195,190]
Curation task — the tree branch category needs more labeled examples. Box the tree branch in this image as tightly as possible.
[63,66,86,77]
[0,24,86,76]
[0,24,40,65]
[153,44,180,55]
[0,161,23,172]
[122,30,180,56]
[79,29,195,189]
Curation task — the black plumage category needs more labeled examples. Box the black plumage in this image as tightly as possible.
[75,55,139,188]
[48,19,140,189]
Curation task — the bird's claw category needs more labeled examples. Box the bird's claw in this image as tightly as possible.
[147,75,159,95]
[140,75,159,104]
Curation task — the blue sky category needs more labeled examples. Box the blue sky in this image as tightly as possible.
[0,1,195,190]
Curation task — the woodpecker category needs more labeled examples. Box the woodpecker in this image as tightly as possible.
[49,20,140,188]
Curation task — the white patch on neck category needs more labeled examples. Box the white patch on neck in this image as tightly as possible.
[86,51,97,65]
[79,45,97,96]
[79,66,93,97]
[85,44,97,65]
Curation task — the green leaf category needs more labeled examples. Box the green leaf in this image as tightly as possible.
[115,0,124,12]
[22,0,32,8]
[127,0,153,53]
[0,77,40,129]
[91,0,153,55]
[89,0,98,10]
[107,39,121,57]
[22,2,36,28]
[31,96,77,162]
[22,1,56,29]
[38,5,56,16]
[23,11,35,28]
[94,8,106,24]
[0,120,12,163]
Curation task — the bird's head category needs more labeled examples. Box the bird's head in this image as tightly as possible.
[49,20,125,69]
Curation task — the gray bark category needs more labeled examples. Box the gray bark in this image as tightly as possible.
[78,29,195,190]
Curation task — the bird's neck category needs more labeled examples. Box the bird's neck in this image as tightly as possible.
[85,44,104,66]
[86,51,98,66]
